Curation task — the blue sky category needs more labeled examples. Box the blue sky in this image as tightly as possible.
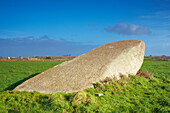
[0,0,170,56]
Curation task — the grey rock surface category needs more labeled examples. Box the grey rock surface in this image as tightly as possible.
[14,40,145,93]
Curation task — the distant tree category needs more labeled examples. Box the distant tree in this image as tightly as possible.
[46,56,51,59]
[149,55,152,59]
[162,55,166,59]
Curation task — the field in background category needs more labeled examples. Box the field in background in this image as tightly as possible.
[0,56,170,61]
[0,56,76,61]
[0,61,169,112]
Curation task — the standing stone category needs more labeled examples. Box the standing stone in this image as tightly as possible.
[14,40,145,93]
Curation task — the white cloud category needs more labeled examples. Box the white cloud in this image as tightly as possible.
[0,36,97,56]
[104,23,151,35]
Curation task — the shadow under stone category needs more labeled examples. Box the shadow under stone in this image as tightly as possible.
[4,73,39,91]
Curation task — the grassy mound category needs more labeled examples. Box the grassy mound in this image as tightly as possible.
[0,61,169,112]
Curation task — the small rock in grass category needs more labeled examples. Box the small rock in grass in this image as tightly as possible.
[95,93,103,97]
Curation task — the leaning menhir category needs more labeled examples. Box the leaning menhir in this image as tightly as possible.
[14,40,145,93]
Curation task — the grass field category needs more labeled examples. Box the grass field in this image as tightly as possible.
[0,61,169,112]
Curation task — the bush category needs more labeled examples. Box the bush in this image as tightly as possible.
[46,56,51,59]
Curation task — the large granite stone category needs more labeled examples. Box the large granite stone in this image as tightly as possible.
[14,40,145,93]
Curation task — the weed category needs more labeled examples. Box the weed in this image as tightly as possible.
[136,69,153,80]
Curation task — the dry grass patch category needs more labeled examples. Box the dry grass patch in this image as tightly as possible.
[136,69,153,80]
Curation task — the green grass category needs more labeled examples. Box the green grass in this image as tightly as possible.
[0,61,169,112]
[0,61,64,92]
